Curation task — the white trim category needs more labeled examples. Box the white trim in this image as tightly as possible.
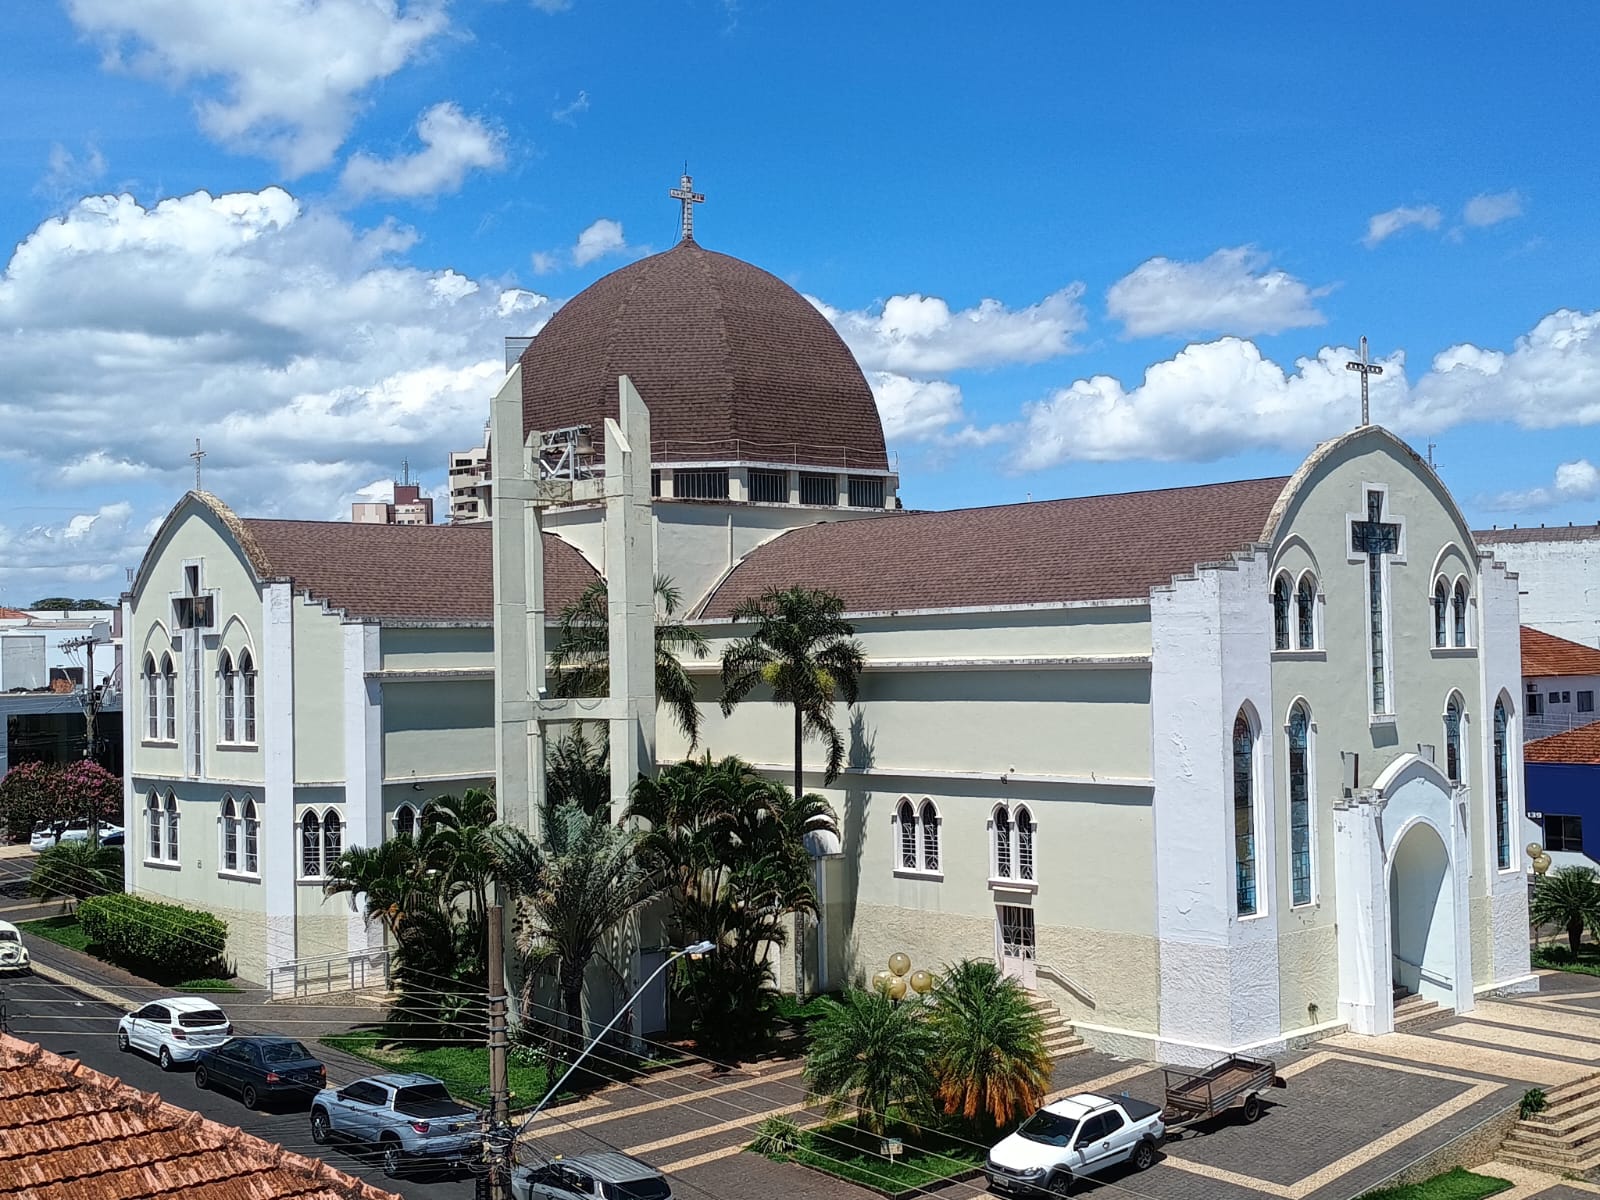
[743,761,1154,789]
[692,595,1150,625]
[343,623,382,957]
[1271,649,1327,663]
[262,581,296,971]
[683,654,1152,675]
[368,667,494,682]
[216,870,262,884]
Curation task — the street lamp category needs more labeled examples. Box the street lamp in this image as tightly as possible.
[490,940,716,1192]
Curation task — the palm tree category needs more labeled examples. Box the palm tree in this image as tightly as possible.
[422,787,499,924]
[719,586,866,804]
[29,838,122,905]
[928,959,1051,1128]
[321,837,433,940]
[804,988,938,1136]
[544,725,611,828]
[550,576,709,747]
[493,804,656,1056]
[1531,865,1600,955]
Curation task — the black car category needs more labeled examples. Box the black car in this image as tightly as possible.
[194,1037,327,1108]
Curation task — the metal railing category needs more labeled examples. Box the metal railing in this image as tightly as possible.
[1036,961,1097,1007]
[267,948,391,999]
[1523,711,1600,743]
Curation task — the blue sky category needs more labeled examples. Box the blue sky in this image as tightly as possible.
[2,1,1597,603]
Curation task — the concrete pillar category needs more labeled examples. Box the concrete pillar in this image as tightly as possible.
[1334,791,1392,1035]
[342,622,383,955]
[262,582,297,970]
[605,376,658,816]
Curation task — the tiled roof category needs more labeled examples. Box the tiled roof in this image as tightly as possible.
[240,519,597,623]
[1525,723,1600,766]
[1475,523,1600,544]
[1522,626,1600,678]
[697,476,1291,618]
[520,239,889,472]
[0,1032,401,1200]
[0,607,30,619]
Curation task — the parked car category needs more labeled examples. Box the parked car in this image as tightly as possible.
[986,1092,1165,1195]
[309,1072,481,1178]
[513,1152,672,1200]
[0,920,31,973]
[29,820,124,852]
[194,1036,327,1109]
[117,996,233,1070]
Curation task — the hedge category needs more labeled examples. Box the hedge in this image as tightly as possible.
[77,893,228,980]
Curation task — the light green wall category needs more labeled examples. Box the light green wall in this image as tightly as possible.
[382,679,495,781]
[380,625,494,672]
[291,599,345,783]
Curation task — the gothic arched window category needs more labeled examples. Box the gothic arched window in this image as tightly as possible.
[1453,580,1469,648]
[993,806,1012,879]
[1445,697,1463,786]
[218,649,236,743]
[1015,806,1035,882]
[221,796,239,872]
[143,653,159,740]
[1233,711,1258,917]
[1433,579,1449,648]
[395,804,416,840]
[1272,576,1291,650]
[897,799,917,870]
[243,799,260,874]
[1296,576,1316,650]
[1494,700,1511,869]
[301,811,322,878]
[919,800,940,872]
[1288,704,1312,906]
[160,653,177,742]
[164,793,179,862]
[147,791,162,860]
[323,810,342,870]
[239,650,257,743]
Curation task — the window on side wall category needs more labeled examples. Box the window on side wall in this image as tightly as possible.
[1545,814,1584,853]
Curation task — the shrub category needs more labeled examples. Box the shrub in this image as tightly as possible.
[1520,1088,1548,1119]
[77,893,228,980]
[751,1115,804,1158]
[30,840,123,903]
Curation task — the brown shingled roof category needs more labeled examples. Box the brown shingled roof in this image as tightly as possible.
[1522,626,1600,677]
[1475,523,1600,544]
[698,476,1291,618]
[520,240,889,472]
[0,1032,401,1200]
[240,519,597,623]
[1525,723,1600,766]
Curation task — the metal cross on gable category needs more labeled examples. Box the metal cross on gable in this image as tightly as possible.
[1345,335,1385,427]
[190,438,206,490]
[669,171,705,242]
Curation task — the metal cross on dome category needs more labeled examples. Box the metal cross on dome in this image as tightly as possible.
[669,171,704,242]
[1345,335,1384,427]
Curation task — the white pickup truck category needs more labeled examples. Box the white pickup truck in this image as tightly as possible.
[985,1092,1164,1195]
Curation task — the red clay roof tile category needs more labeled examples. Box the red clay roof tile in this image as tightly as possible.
[1521,626,1600,678]
[1525,723,1600,766]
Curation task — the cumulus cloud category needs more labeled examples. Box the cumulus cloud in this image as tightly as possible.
[572,218,628,266]
[0,187,554,587]
[340,103,505,201]
[1463,190,1524,228]
[1363,204,1442,248]
[64,0,448,175]
[868,373,965,441]
[0,503,141,601]
[811,285,1086,375]
[1107,246,1328,338]
[1486,459,1600,512]
[1014,308,1600,468]
[552,90,590,125]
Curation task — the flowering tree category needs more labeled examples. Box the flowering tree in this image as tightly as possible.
[0,760,121,843]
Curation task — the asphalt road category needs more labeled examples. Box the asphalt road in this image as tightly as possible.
[3,970,480,1200]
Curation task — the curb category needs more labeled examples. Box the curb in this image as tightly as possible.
[27,959,132,1010]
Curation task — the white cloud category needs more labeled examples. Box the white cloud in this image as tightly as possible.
[1487,458,1600,512]
[530,251,560,275]
[1106,246,1328,338]
[64,0,448,175]
[868,373,965,441]
[1363,204,1442,248]
[41,142,107,198]
[0,503,140,600]
[1463,190,1524,228]
[552,90,590,125]
[811,285,1086,375]
[0,187,555,586]
[572,218,628,266]
[340,102,506,201]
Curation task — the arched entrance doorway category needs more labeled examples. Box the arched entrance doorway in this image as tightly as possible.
[1388,820,1456,1009]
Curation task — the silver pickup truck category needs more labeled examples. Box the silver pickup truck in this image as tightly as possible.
[986,1092,1164,1195]
[309,1072,481,1178]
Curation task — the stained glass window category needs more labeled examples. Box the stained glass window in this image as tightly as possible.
[1296,577,1316,649]
[302,811,322,878]
[1233,712,1257,916]
[898,800,917,869]
[994,807,1012,879]
[1289,705,1311,906]
[1272,576,1291,650]
[1445,699,1462,785]
[920,801,940,872]
[1494,701,1510,869]
[1453,581,1469,648]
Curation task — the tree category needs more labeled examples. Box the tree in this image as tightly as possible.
[928,960,1051,1128]
[550,576,709,747]
[0,760,121,843]
[493,804,655,1058]
[28,598,111,611]
[543,726,611,829]
[30,839,124,905]
[719,586,866,804]
[1532,865,1600,955]
[421,787,499,925]
[804,988,938,1136]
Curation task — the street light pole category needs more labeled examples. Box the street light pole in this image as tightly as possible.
[494,940,715,1186]
[484,902,510,1200]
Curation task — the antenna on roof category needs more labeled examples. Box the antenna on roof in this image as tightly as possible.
[401,458,411,487]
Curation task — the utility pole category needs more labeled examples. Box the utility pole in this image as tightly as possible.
[60,635,101,763]
[483,902,511,1200]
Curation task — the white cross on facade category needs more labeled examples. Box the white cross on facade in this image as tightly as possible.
[669,172,705,242]
[1345,335,1385,427]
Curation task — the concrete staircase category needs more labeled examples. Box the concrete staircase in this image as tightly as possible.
[1026,990,1087,1060]
[1498,1072,1600,1175]
[1392,985,1443,1027]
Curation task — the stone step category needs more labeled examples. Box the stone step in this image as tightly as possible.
[1499,1131,1600,1164]
[1541,1071,1600,1106]
[1393,996,1442,1027]
[1523,1101,1600,1139]
[1506,1118,1600,1154]
[1497,1147,1600,1176]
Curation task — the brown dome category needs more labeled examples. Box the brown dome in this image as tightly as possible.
[520,240,888,472]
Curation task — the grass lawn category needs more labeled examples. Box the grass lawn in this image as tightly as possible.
[1357,1167,1513,1200]
[1532,943,1600,977]
[754,1121,984,1198]
[18,915,242,992]
[323,1032,553,1112]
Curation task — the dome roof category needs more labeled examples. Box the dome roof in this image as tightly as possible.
[520,240,888,472]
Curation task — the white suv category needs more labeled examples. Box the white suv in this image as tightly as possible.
[118,997,232,1070]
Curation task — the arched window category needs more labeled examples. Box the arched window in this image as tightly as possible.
[301,811,322,878]
[1233,711,1258,917]
[919,800,940,872]
[1444,697,1464,786]
[1288,704,1312,906]
[218,649,236,743]
[1452,580,1469,648]
[161,653,177,742]
[1494,700,1511,869]
[394,804,416,840]
[143,653,159,739]
[897,799,917,869]
[1433,579,1448,648]
[239,650,257,743]
[993,807,1012,879]
[243,799,260,874]
[221,796,239,872]
[147,792,162,860]
[164,793,179,862]
[1272,576,1291,650]
[1296,576,1316,650]
[1015,806,1035,882]
[323,810,342,870]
